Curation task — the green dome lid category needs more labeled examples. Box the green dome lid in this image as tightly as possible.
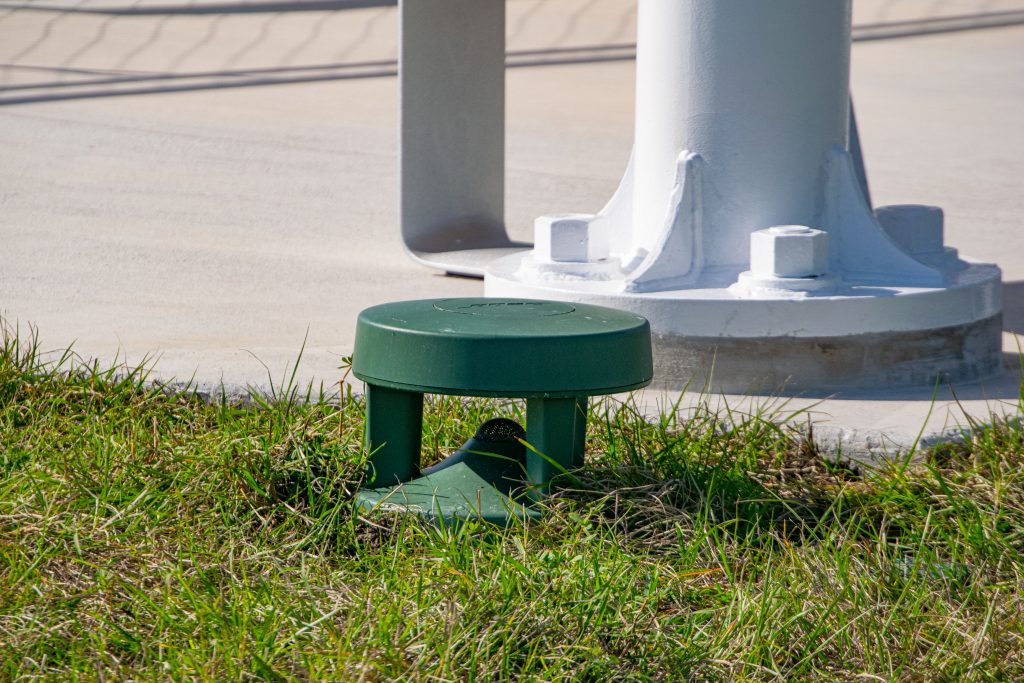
[353,298,653,397]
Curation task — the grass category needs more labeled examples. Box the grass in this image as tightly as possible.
[1,322,1023,681]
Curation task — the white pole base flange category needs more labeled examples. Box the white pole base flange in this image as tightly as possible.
[485,256,1002,393]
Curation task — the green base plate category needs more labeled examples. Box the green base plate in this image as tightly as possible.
[355,461,542,527]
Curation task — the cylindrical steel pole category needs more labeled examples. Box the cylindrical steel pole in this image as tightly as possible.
[631,0,851,267]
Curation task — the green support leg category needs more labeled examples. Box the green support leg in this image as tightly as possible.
[364,383,423,486]
[526,396,588,495]
[573,396,588,469]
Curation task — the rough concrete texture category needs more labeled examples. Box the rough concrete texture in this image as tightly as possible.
[651,315,1004,395]
[1,0,1023,458]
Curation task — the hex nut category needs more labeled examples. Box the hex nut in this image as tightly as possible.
[533,213,609,263]
[875,205,945,256]
[750,225,829,278]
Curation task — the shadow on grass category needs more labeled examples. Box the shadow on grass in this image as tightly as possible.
[531,397,865,553]
[549,462,846,554]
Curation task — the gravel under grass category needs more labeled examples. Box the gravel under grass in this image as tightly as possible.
[1,323,1023,681]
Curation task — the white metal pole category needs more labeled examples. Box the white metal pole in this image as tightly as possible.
[631,0,850,267]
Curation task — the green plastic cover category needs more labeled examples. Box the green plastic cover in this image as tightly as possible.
[353,298,653,397]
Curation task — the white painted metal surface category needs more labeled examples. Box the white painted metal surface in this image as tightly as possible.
[749,227,829,280]
[484,0,1002,389]
[399,0,527,276]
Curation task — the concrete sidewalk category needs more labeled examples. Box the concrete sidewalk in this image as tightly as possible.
[1,1,1023,457]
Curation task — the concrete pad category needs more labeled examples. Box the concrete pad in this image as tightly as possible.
[0,1,1022,456]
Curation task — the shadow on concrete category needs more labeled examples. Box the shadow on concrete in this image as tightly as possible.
[0,58,398,93]
[4,7,1024,106]
[5,0,1024,38]
[854,9,1024,41]
[0,0,396,15]
[0,43,639,106]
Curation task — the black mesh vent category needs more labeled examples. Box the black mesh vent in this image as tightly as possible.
[474,417,526,443]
